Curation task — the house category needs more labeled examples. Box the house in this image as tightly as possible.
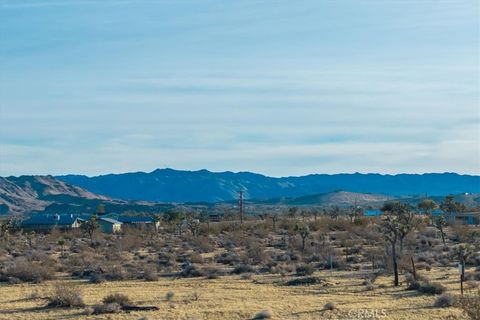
[363,209,382,217]
[114,216,159,230]
[98,217,122,234]
[20,214,81,232]
[454,212,480,226]
[208,214,221,222]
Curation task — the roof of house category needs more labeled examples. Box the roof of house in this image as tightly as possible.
[364,209,382,216]
[115,216,155,223]
[99,217,122,225]
[21,214,79,226]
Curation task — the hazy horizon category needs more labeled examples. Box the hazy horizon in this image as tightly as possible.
[1,0,479,177]
[3,167,480,179]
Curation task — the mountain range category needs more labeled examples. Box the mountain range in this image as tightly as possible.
[57,169,480,202]
[1,169,479,215]
[0,176,173,215]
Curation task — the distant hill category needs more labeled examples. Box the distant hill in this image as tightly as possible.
[259,191,394,207]
[57,169,480,203]
[0,176,173,215]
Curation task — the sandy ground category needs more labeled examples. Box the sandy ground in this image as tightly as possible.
[0,267,472,320]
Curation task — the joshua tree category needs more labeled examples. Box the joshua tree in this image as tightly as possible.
[454,244,473,296]
[349,206,363,223]
[379,214,401,286]
[0,220,12,244]
[380,202,417,286]
[81,215,99,245]
[185,213,200,237]
[58,238,66,257]
[440,194,465,221]
[434,214,447,246]
[329,206,341,221]
[295,223,310,255]
[417,199,437,223]
[270,212,279,231]
[288,207,299,218]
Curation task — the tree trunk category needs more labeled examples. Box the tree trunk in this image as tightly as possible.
[411,257,417,281]
[392,241,399,286]
[440,227,446,246]
[345,246,348,266]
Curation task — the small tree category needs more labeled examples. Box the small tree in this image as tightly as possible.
[379,202,416,286]
[0,219,13,244]
[58,238,66,257]
[349,206,363,223]
[418,199,437,224]
[434,215,447,246]
[81,216,99,245]
[329,206,341,221]
[440,195,465,221]
[95,204,106,215]
[270,213,279,231]
[454,244,473,296]
[288,207,299,218]
[185,213,200,237]
[295,223,310,255]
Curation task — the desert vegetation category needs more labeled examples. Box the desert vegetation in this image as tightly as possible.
[0,197,479,319]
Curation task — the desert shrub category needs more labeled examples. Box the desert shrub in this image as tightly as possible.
[103,264,129,281]
[215,252,241,265]
[47,284,85,308]
[405,273,421,290]
[189,252,204,264]
[253,309,273,319]
[406,280,421,291]
[103,293,132,307]
[457,290,480,320]
[142,266,158,281]
[434,294,455,308]
[324,302,336,311]
[232,264,255,274]
[418,282,446,295]
[346,255,361,263]
[296,264,314,276]
[244,242,268,265]
[364,280,375,291]
[286,277,322,286]
[158,251,176,267]
[180,263,203,278]
[204,267,225,279]
[166,291,175,301]
[92,303,122,314]
[5,259,55,283]
[89,273,105,284]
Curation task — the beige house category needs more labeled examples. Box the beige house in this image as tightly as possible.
[98,217,122,234]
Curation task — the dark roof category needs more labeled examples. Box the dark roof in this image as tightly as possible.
[21,215,79,226]
[99,217,122,225]
[115,216,155,223]
[364,209,382,216]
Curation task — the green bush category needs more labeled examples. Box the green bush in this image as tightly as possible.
[296,264,314,276]
[418,282,446,295]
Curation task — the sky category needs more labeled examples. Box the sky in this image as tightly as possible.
[0,0,479,177]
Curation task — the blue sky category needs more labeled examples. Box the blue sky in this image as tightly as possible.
[0,0,479,177]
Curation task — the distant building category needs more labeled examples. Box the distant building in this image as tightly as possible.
[98,217,122,234]
[454,212,479,226]
[208,214,221,222]
[20,214,81,232]
[364,209,382,217]
[115,216,159,230]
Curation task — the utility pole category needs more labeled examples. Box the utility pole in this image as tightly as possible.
[239,191,244,224]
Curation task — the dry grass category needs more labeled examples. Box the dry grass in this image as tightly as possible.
[0,267,471,319]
